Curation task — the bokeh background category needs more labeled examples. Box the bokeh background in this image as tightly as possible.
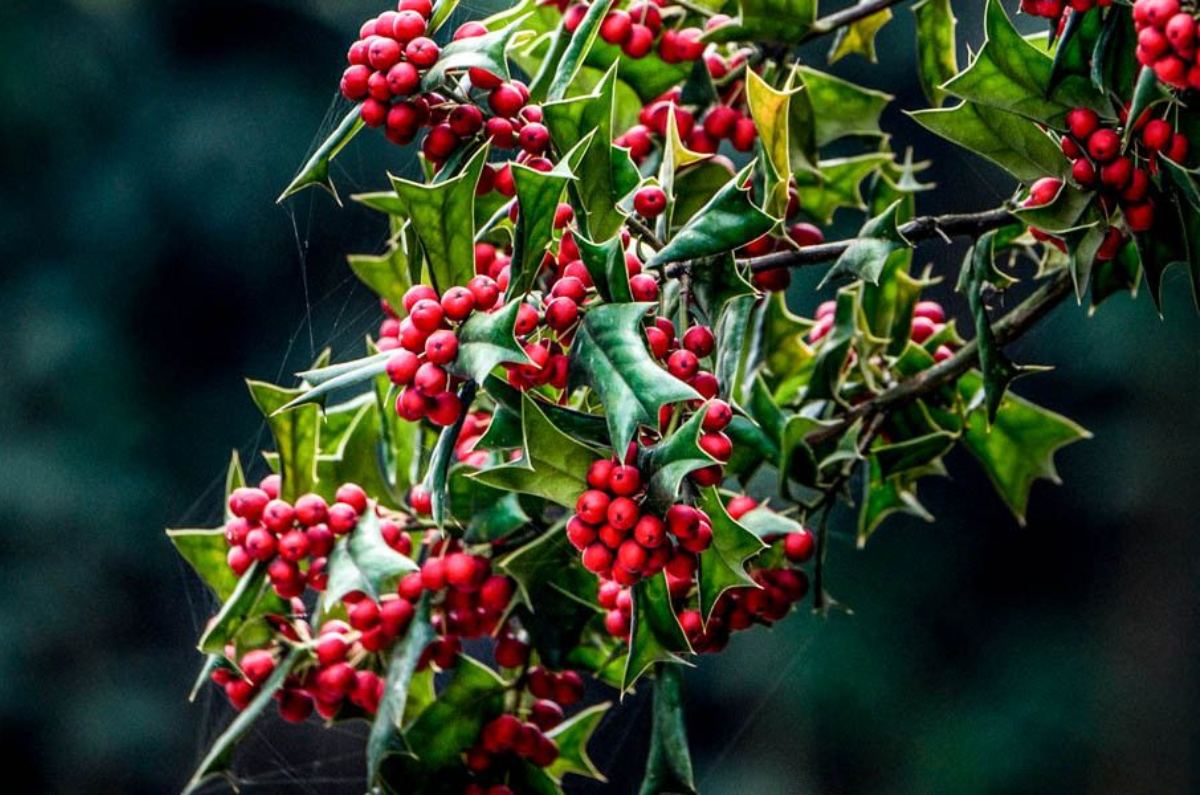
[2,0,1198,792]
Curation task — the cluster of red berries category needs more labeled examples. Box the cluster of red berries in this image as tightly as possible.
[617,86,759,166]
[1134,0,1200,90]
[225,478,374,598]
[569,453,719,607]
[402,537,517,652]
[550,0,708,63]
[742,218,825,293]
[644,324,734,465]
[462,666,585,788]
[1021,0,1111,28]
[379,281,504,427]
[809,298,954,362]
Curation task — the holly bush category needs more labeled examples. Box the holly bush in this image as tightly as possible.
[171,0,1200,792]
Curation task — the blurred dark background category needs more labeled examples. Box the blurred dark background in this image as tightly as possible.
[2,0,1197,792]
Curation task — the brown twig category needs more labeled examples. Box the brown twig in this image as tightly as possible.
[804,0,913,40]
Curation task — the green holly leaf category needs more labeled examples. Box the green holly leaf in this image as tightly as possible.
[247,380,319,502]
[542,701,611,783]
[278,107,363,203]
[648,165,776,268]
[793,152,893,225]
[449,467,530,542]
[389,144,489,294]
[317,398,405,510]
[702,0,816,45]
[547,0,608,101]
[909,101,1068,182]
[738,505,805,539]
[509,138,587,297]
[713,294,757,403]
[958,371,1091,524]
[167,528,239,602]
[348,243,413,316]
[692,253,755,329]
[420,16,524,89]
[451,298,530,385]
[828,8,893,64]
[1091,237,1142,309]
[873,431,957,478]
[637,664,696,795]
[745,70,796,218]
[821,200,911,287]
[942,0,1105,126]
[575,232,633,304]
[423,382,476,526]
[472,392,601,508]
[1049,0,1104,91]
[642,410,716,512]
[913,0,959,106]
[1133,190,1200,312]
[623,573,692,692]
[182,646,304,795]
[276,351,392,413]
[324,509,418,608]
[368,600,436,781]
[794,66,891,146]
[428,0,460,33]
[498,526,599,670]
[196,562,289,655]
[670,161,738,232]
[482,374,611,447]
[569,302,700,456]
[385,657,508,780]
[695,488,767,623]
[544,64,633,239]
[858,456,935,545]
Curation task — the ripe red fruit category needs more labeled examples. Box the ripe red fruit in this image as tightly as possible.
[439,286,475,322]
[467,275,500,309]
[335,483,368,514]
[427,391,463,427]
[240,649,276,685]
[448,104,484,137]
[617,539,649,572]
[788,222,825,247]
[495,635,529,668]
[414,362,448,395]
[582,542,614,573]
[726,495,758,520]
[609,465,642,496]
[784,529,816,562]
[630,273,660,301]
[633,515,666,548]
[368,37,402,71]
[1142,118,1173,151]
[386,350,420,386]
[421,557,446,591]
[605,608,631,637]
[607,497,640,530]
[396,387,429,421]
[666,504,701,539]
[667,349,700,380]
[1066,108,1100,140]
[910,315,938,343]
[229,487,270,521]
[913,300,946,323]
[576,489,611,525]
[530,699,564,731]
[348,598,380,630]
[444,552,478,589]
[227,545,252,576]
[341,65,372,101]
[703,105,739,139]
[454,21,488,40]
[328,502,359,535]
[1087,128,1121,163]
[424,330,459,365]
[399,0,433,17]
[391,9,427,41]
[403,284,439,312]
[316,633,349,666]
[1101,157,1133,191]
[703,399,733,431]
[518,122,551,154]
[277,529,311,562]
[423,124,460,161]
[566,516,598,550]
[545,296,579,331]
[405,37,440,68]
[730,116,758,152]
[633,186,667,218]
[682,325,715,357]
[1125,201,1155,232]
[1025,177,1063,207]
[515,302,541,335]
[489,83,526,117]
[587,459,614,490]
[699,431,733,461]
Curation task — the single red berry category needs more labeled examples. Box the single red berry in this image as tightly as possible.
[328,502,360,535]
[633,186,667,218]
[607,496,640,531]
[403,284,439,312]
[609,465,642,496]
[667,349,700,380]
[405,37,440,68]
[387,350,420,386]
[396,387,429,421]
[489,83,526,117]
[424,329,459,365]
[427,391,463,427]
[702,399,733,431]
[633,515,666,548]
[699,431,733,462]
[784,529,816,562]
[340,65,372,101]
[582,542,614,573]
[391,9,427,41]
[413,362,448,395]
[448,104,484,137]
[587,459,614,490]
[576,489,611,525]
[368,37,402,71]
[629,273,659,301]
[682,325,715,357]
[467,275,500,309]
[1087,128,1122,163]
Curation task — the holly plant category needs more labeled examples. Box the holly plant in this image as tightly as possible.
[171,0,1200,792]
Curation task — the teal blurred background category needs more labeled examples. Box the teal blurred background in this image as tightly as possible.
[2,0,1197,792]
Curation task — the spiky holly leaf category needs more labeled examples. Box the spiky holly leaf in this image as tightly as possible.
[383,656,507,782]
[693,253,755,330]
[389,145,489,294]
[794,66,891,146]
[942,0,1105,126]
[738,505,805,539]
[793,152,893,225]
[642,410,717,512]
[168,527,238,602]
[419,16,523,89]
[623,572,692,692]
[248,380,319,502]
[324,509,418,608]
[452,298,530,385]
[182,646,304,795]
[449,467,530,542]
[828,8,893,64]
[482,374,611,447]
[546,0,608,101]
[713,294,757,403]
[423,382,477,526]
[656,109,712,237]
[196,562,289,655]
[647,165,775,268]
[509,137,587,297]
[544,701,612,784]
[278,108,363,203]
[671,161,737,232]
[472,392,601,508]
[821,200,911,287]
[575,232,633,304]
[958,370,1091,524]
[638,664,696,795]
[499,525,600,670]
[367,600,436,781]
[544,64,634,239]
[702,0,816,45]
[695,488,767,623]
[568,302,700,456]
[913,0,959,106]
[745,69,796,218]
[348,243,413,317]
[910,101,1068,182]
[858,456,936,545]
[275,351,391,414]
[873,432,957,478]
[428,0,460,33]
[316,398,405,510]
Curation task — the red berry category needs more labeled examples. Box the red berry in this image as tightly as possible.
[1142,118,1174,151]
[633,186,667,218]
[467,275,500,309]
[682,325,715,357]
[608,465,642,496]
[633,515,666,548]
[607,496,640,531]
[1087,128,1121,163]
[784,529,816,562]
[240,649,275,685]
[386,350,420,385]
[1066,108,1100,141]
[424,329,459,365]
[630,273,659,301]
[518,122,551,154]
[328,502,359,535]
[567,516,598,550]
[414,362,448,395]
[702,399,733,431]
[368,37,402,71]
[341,65,372,101]
[448,104,484,137]
[391,9,427,41]
[405,37,440,68]
[489,83,526,117]
[576,489,611,525]
[582,542,614,573]
[699,431,733,462]
[427,391,463,427]
[667,349,699,380]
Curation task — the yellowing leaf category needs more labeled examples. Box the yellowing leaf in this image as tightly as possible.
[828,8,894,64]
